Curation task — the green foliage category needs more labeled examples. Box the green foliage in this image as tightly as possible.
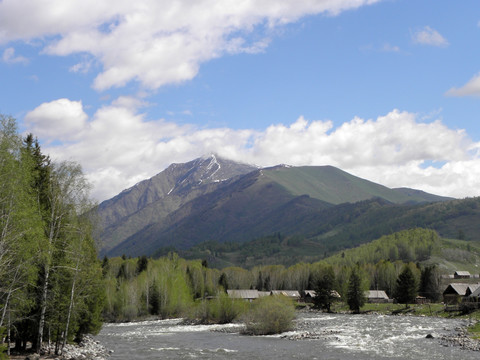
[326,228,440,267]
[103,255,195,321]
[0,116,104,353]
[243,295,295,335]
[347,266,368,314]
[218,273,229,292]
[136,255,149,274]
[419,265,442,302]
[394,265,418,306]
[189,292,247,324]
[312,265,337,312]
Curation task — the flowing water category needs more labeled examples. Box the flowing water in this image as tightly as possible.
[96,313,480,359]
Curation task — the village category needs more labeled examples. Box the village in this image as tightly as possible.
[226,270,480,310]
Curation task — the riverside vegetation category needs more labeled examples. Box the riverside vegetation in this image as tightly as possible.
[0,116,104,358]
[100,229,446,323]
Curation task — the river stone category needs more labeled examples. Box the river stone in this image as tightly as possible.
[24,354,40,360]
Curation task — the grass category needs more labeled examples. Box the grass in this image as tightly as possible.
[468,322,480,339]
[327,301,464,318]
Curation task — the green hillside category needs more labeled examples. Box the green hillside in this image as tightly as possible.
[262,165,450,205]
[174,197,480,268]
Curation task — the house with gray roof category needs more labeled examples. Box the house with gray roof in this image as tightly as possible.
[454,271,471,279]
[443,283,471,304]
[227,289,259,302]
[270,290,301,301]
[365,290,391,303]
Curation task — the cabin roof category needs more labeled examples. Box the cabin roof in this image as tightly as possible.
[443,283,470,296]
[270,290,300,297]
[227,289,259,299]
[468,284,480,297]
[365,290,389,299]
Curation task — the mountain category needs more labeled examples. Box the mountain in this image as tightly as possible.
[96,155,453,258]
[96,154,257,254]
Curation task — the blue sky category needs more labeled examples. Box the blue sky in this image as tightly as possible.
[1,0,480,201]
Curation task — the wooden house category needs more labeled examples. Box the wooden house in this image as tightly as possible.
[443,283,470,304]
[302,289,341,303]
[365,290,391,303]
[454,271,471,279]
[270,290,301,301]
[465,284,480,297]
[469,285,480,300]
[227,289,259,302]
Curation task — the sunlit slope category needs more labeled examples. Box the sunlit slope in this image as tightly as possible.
[261,165,450,204]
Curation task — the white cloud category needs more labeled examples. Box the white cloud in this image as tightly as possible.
[381,43,400,52]
[412,26,448,47]
[445,73,480,97]
[24,99,88,140]
[27,99,480,201]
[0,0,382,91]
[2,47,28,64]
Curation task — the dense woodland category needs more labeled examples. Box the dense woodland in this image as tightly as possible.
[101,228,442,322]
[0,116,104,356]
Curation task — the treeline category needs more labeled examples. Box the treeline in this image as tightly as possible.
[102,228,443,322]
[325,228,440,266]
[0,116,104,356]
[177,225,443,269]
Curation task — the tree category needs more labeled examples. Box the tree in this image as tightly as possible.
[218,273,229,292]
[394,265,418,307]
[0,118,42,356]
[312,266,337,312]
[347,266,367,314]
[256,271,264,291]
[419,265,441,302]
[0,117,104,355]
[136,256,148,274]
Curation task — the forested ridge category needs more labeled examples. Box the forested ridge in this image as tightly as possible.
[156,196,480,268]
[0,116,104,356]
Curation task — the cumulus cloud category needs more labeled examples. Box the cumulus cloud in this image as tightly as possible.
[26,99,480,201]
[445,73,480,97]
[24,99,88,140]
[2,47,28,64]
[412,26,448,47]
[0,0,382,91]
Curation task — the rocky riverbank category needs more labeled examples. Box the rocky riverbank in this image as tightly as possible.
[13,335,113,360]
[439,326,480,351]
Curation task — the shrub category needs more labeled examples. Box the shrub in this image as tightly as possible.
[243,295,295,335]
[189,293,247,324]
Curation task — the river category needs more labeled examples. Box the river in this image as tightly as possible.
[96,313,480,359]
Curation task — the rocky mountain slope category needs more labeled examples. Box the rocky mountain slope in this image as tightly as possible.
[96,154,257,254]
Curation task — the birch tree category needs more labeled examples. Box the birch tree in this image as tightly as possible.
[0,118,41,345]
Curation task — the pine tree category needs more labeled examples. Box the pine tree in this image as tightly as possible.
[312,266,336,312]
[347,266,367,314]
[395,265,418,307]
[419,265,441,302]
[218,273,229,292]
